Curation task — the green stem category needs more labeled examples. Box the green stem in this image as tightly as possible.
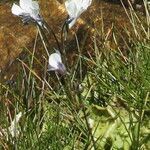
[43,20,61,51]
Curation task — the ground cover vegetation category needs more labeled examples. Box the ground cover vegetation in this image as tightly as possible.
[0,0,150,149]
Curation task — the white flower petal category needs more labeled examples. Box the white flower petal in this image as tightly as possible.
[11,3,24,16]
[88,118,94,129]
[20,0,32,11]
[48,52,62,70]
[30,1,40,19]
[12,0,42,25]
[47,65,56,71]
[32,1,40,11]
[81,0,92,10]
[65,0,78,18]
[65,0,92,28]
[48,51,66,75]
[20,0,39,18]
[9,112,22,137]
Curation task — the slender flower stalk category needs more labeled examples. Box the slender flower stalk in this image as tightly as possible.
[61,0,92,53]
[37,25,50,56]
[42,20,61,51]
[11,0,61,53]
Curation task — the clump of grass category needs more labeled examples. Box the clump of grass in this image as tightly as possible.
[82,41,150,149]
[0,0,150,149]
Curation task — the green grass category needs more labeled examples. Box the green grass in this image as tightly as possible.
[0,1,150,150]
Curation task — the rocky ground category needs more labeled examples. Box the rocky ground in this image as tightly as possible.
[0,0,147,80]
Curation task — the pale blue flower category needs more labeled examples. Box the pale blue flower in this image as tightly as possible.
[65,0,92,28]
[48,51,66,75]
[11,0,43,25]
